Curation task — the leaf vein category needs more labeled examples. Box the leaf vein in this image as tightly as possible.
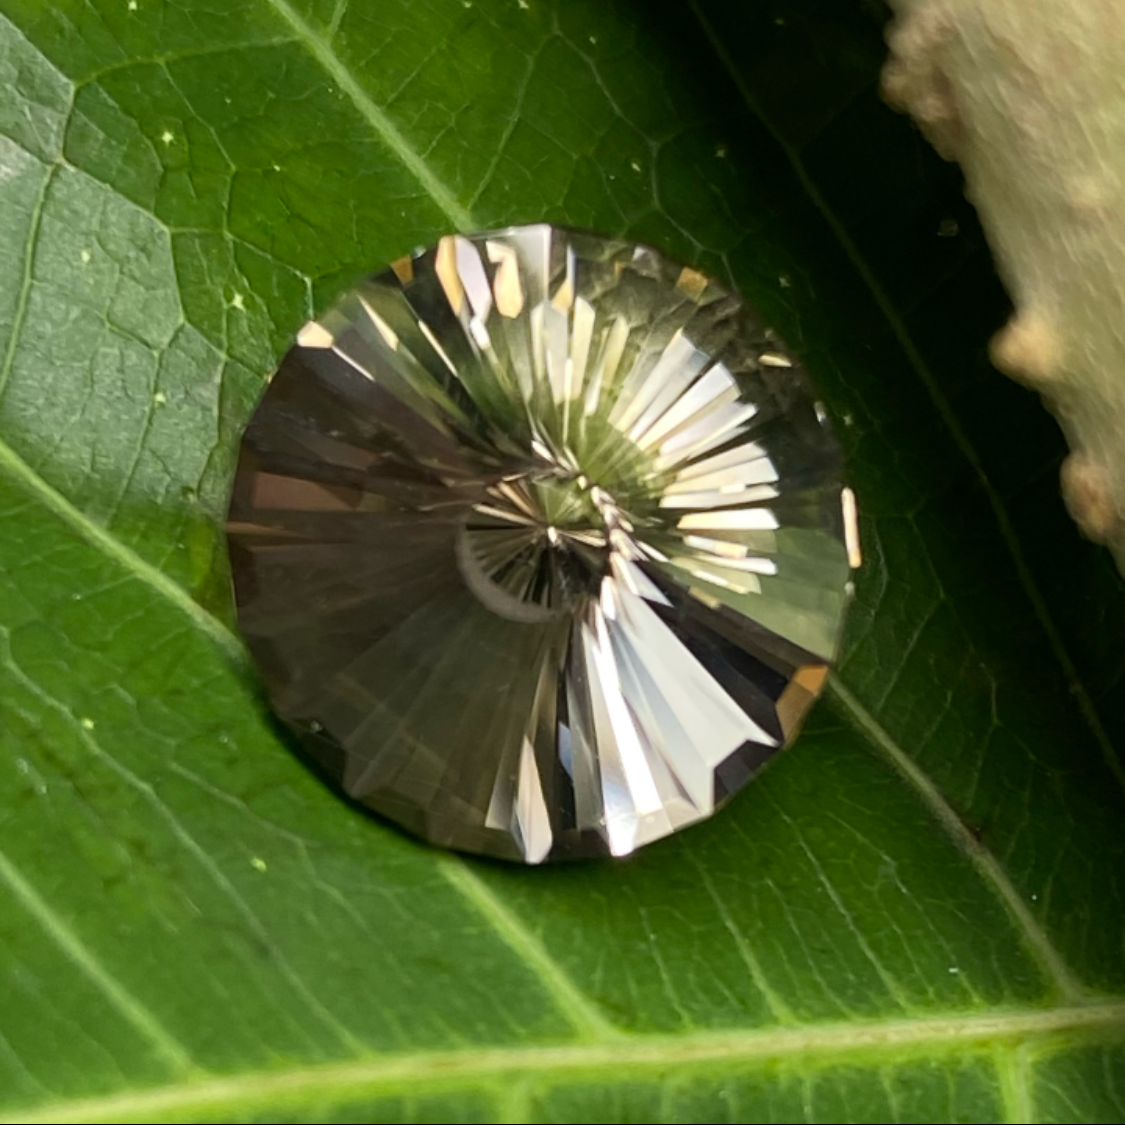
[435,857,620,1041]
[0,162,56,403]
[0,828,195,1074]
[688,0,1125,797]
[685,853,797,1025]
[0,432,245,662]
[468,43,544,210]
[261,0,474,231]
[769,793,914,1011]
[5,1002,1124,1125]
[998,1043,1036,1124]
[3,654,367,1054]
[327,0,350,41]
[826,677,1087,1002]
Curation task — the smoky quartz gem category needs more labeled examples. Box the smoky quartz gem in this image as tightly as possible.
[227,225,856,863]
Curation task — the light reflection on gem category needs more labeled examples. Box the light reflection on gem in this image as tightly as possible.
[227,225,856,863]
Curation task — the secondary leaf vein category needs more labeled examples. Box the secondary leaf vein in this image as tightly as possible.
[0,841,196,1076]
[826,677,1086,1003]
[261,0,475,231]
[0,434,246,663]
[688,0,1125,797]
[0,162,55,402]
[436,857,621,1041]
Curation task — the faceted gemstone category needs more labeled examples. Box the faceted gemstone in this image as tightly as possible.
[227,225,857,863]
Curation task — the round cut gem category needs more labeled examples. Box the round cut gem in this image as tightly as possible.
[227,226,856,863]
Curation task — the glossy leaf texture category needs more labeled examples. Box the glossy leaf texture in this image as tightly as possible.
[0,1,1123,1122]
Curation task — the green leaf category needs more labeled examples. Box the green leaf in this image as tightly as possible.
[1,0,1123,1121]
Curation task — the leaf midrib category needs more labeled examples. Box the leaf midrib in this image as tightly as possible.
[3,8,1122,1109]
[5,1002,1125,1125]
[0,0,1109,1038]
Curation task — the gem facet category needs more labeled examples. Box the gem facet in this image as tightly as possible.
[227,226,856,863]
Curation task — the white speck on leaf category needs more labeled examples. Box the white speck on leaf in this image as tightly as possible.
[160,130,175,145]
[589,36,597,45]
[80,717,95,730]
[250,857,268,872]
[716,144,728,158]
[778,274,792,288]
[272,163,281,172]
[153,391,167,405]
[631,160,642,172]
[949,967,960,974]
[128,0,138,9]
[231,292,246,311]
[15,759,29,774]
[80,249,91,264]
[518,0,529,8]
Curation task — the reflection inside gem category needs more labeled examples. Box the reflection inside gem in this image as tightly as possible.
[227,225,855,863]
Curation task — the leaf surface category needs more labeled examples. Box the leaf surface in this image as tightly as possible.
[1,1,1123,1121]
